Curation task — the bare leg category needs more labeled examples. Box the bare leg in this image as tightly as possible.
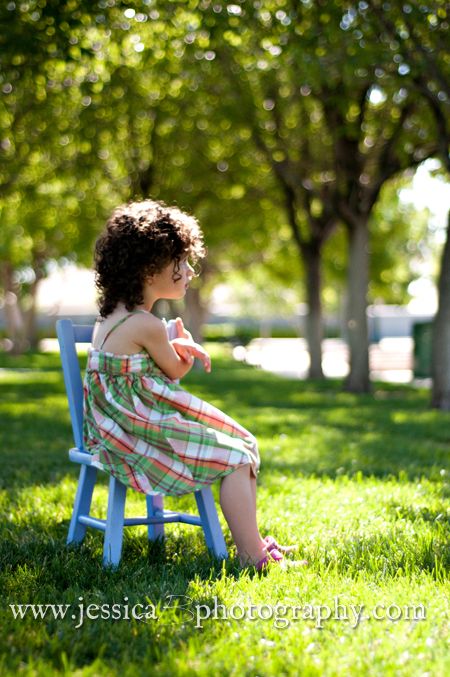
[250,471,298,554]
[243,438,266,548]
[220,464,267,566]
[250,473,256,507]
[250,473,267,548]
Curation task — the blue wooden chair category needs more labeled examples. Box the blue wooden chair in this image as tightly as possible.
[56,318,228,568]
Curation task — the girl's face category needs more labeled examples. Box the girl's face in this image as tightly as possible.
[146,257,195,301]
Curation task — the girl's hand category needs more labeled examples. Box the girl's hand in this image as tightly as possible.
[171,338,211,373]
[175,317,193,342]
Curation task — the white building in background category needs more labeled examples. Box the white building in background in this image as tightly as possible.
[367,304,434,342]
[36,264,98,317]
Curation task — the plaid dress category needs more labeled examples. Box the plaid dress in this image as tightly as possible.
[83,313,260,497]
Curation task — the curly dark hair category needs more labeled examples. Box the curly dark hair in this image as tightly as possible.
[94,199,206,317]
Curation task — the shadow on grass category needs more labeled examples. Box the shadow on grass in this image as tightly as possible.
[261,427,448,481]
[1,520,238,672]
[1,360,449,491]
[1,519,236,584]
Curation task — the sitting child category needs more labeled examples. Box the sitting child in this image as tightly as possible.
[83,199,304,569]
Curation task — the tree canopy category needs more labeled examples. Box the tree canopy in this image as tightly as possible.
[0,0,448,389]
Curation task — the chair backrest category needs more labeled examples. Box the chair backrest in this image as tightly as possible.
[56,319,93,451]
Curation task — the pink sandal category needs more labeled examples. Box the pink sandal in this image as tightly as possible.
[256,546,284,571]
[264,535,298,554]
[263,536,309,567]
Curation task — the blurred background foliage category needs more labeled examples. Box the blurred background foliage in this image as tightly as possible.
[0,1,448,387]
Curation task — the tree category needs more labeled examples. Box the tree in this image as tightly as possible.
[177,0,443,391]
[203,3,340,377]
[73,2,281,339]
[324,175,435,315]
[2,0,446,371]
[366,0,450,407]
[0,1,117,349]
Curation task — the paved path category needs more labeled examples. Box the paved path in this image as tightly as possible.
[234,337,421,384]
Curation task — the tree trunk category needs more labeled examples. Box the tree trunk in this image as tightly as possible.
[184,286,206,344]
[303,245,324,379]
[259,317,272,338]
[1,262,28,354]
[344,220,371,393]
[24,268,45,350]
[431,210,450,410]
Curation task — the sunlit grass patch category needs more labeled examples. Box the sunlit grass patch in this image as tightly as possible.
[0,348,448,675]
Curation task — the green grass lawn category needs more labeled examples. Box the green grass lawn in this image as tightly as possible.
[0,346,449,676]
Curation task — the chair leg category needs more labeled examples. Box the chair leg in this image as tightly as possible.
[67,464,97,545]
[195,487,228,559]
[146,494,165,541]
[103,477,127,568]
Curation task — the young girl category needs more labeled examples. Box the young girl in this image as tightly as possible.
[83,199,303,570]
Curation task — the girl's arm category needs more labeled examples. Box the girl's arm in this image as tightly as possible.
[172,317,193,342]
[167,316,211,373]
[136,316,208,380]
[171,338,211,373]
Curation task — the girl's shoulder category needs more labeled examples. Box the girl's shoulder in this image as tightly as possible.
[96,308,159,328]
[131,311,168,341]
[131,310,164,330]
[93,309,165,353]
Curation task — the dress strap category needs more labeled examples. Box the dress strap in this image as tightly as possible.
[99,311,147,349]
